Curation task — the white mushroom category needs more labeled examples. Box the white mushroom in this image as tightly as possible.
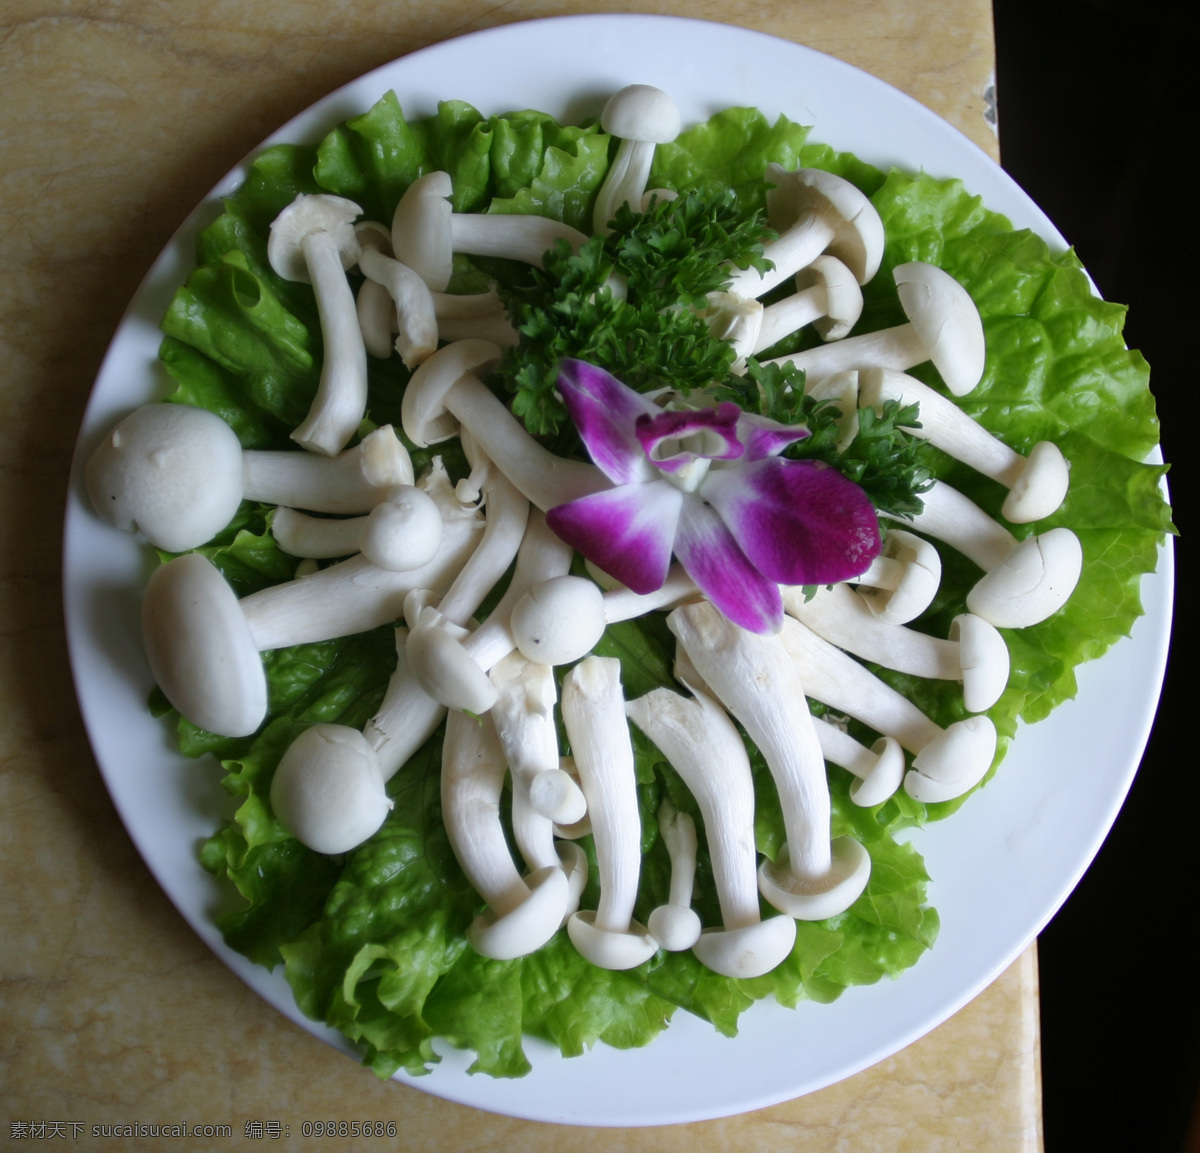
[667,601,871,921]
[270,483,443,571]
[354,220,438,369]
[895,480,1083,628]
[440,708,571,960]
[847,527,942,625]
[778,614,999,804]
[781,584,1010,713]
[726,166,885,298]
[762,262,986,396]
[592,85,682,234]
[561,657,658,970]
[626,686,797,977]
[859,368,1069,522]
[645,800,703,952]
[268,194,368,454]
[811,718,906,808]
[85,407,415,553]
[753,254,865,352]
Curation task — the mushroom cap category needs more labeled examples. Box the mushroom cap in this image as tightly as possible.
[647,903,703,952]
[86,403,244,553]
[270,723,391,855]
[966,527,1083,628]
[600,84,682,143]
[354,218,392,257]
[360,484,444,572]
[765,165,886,284]
[510,575,607,667]
[797,254,864,340]
[951,613,1010,712]
[857,528,942,625]
[1002,440,1071,524]
[268,193,362,283]
[141,553,267,738]
[401,338,503,447]
[893,262,986,395]
[392,171,454,292]
[528,767,588,824]
[904,715,997,803]
[848,735,906,808]
[406,609,498,715]
[567,910,658,970]
[757,835,871,921]
[691,915,798,979]
[467,864,571,960]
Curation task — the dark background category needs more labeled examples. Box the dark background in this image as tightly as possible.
[992,0,1196,1149]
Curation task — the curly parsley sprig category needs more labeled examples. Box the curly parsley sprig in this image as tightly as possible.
[497,186,772,440]
[714,359,933,520]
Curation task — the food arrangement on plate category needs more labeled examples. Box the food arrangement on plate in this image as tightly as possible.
[73,30,1172,1099]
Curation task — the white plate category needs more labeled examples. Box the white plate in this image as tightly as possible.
[63,14,1173,1128]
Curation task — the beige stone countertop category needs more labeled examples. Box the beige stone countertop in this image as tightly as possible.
[1,2,1043,1149]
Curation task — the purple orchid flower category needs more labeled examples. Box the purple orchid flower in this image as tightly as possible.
[545,359,881,633]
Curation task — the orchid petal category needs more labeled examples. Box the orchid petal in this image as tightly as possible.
[736,412,810,461]
[547,480,682,594]
[635,403,744,474]
[700,457,881,586]
[673,498,784,634]
[557,359,659,485]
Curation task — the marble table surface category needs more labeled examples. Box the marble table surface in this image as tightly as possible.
[1,1,1044,1148]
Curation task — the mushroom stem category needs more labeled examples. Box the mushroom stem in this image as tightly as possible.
[668,601,872,920]
[625,687,762,933]
[401,340,608,510]
[450,213,588,267]
[761,262,985,395]
[781,584,1010,712]
[562,657,658,970]
[729,216,836,299]
[668,601,832,880]
[287,211,368,454]
[241,424,414,512]
[859,368,1069,522]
